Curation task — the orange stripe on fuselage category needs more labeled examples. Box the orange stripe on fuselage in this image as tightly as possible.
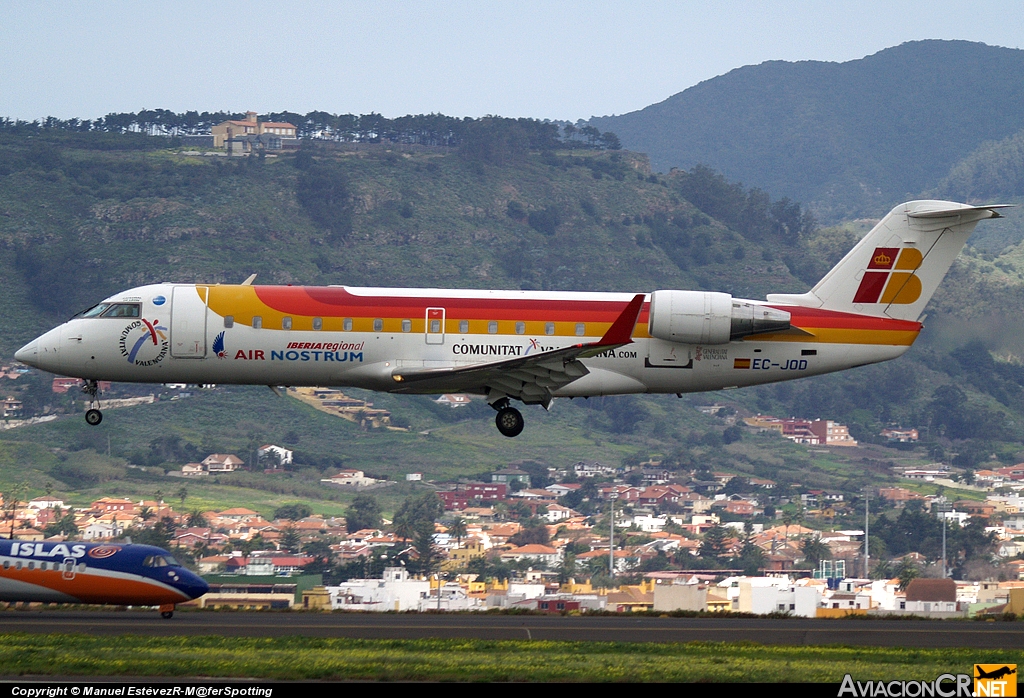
[0,568,187,605]
[752,306,922,346]
[204,286,922,346]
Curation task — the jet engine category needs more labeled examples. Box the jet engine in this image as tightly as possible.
[647,290,791,345]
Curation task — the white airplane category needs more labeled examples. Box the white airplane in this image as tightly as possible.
[15,200,1007,437]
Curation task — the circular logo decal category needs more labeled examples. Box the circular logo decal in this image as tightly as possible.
[119,318,169,367]
[152,295,166,306]
[88,545,122,559]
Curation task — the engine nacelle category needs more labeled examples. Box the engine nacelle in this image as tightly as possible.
[648,290,791,345]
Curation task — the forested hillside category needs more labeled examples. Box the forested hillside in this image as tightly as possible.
[590,40,1024,220]
[3,122,1024,504]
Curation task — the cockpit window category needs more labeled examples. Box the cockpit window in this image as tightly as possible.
[74,303,141,319]
[100,303,141,318]
[143,555,172,568]
[75,303,111,319]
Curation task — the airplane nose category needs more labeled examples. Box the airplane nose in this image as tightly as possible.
[14,339,38,367]
[179,571,210,600]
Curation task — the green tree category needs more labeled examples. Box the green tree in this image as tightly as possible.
[274,503,313,522]
[345,495,382,533]
[447,516,468,548]
[281,526,301,553]
[699,525,730,564]
[801,536,831,568]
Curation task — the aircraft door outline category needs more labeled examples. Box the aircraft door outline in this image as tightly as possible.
[425,307,445,345]
[170,286,209,358]
[62,557,77,580]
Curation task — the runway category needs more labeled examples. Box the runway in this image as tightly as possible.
[1,611,1022,648]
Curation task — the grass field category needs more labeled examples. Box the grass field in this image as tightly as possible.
[0,634,1018,682]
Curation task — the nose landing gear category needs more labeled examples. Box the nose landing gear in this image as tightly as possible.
[490,398,525,438]
[82,380,103,426]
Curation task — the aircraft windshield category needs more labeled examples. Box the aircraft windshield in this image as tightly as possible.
[73,303,140,319]
[75,304,111,319]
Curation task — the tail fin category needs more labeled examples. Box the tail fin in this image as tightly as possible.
[767,200,1010,321]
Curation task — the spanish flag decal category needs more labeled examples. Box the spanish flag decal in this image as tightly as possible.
[734,358,751,369]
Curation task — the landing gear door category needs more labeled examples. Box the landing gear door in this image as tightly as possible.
[170,286,208,358]
[425,307,445,345]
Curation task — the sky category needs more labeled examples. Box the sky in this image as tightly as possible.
[2,1,1023,123]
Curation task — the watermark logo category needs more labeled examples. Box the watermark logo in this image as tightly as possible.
[976,665,1017,697]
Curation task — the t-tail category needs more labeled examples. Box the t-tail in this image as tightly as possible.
[767,200,1010,321]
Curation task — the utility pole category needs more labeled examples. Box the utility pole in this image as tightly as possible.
[609,493,618,579]
[863,488,870,578]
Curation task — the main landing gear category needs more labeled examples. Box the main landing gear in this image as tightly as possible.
[82,380,103,426]
[160,604,175,619]
[491,398,524,438]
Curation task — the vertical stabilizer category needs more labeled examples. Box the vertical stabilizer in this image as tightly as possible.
[766,200,1008,321]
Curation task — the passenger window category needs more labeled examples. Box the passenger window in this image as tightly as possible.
[373,319,383,332]
[402,319,412,332]
[575,323,586,336]
[27,561,33,570]
[2,561,7,569]
[282,317,293,330]
[515,322,525,335]
[252,316,262,329]
[224,315,234,328]
[488,321,498,334]
[15,561,21,570]
[101,303,141,318]
[430,319,441,333]
[545,322,555,336]
[459,320,469,333]
[313,317,323,330]
[343,318,353,331]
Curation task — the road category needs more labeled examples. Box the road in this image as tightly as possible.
[2,611,1022,648]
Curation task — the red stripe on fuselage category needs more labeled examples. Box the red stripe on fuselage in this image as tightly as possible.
[769,305,922,332]
[256,287,652,324]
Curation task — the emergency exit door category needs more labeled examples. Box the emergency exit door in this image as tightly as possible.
[425,307,445,345]
[170,286,208,358]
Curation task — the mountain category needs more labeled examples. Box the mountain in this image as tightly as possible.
[590,41,1024,220]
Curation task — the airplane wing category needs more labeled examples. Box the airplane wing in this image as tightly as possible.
[389,294,646,407]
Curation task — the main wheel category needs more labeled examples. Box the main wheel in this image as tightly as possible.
[85,409,102,426]
[161,610,174,619]
[495,407,524,438]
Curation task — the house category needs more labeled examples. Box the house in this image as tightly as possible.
[202,454,244,473]
[322,469,378,487]
[491,468,530,487]
[212,112,297,150]
[435,394,472,408]
[881,427,919,442]
[181,463,207,478]
[499,544,560,566]
[2,397,23,418]
[901,578,964,615]
[258,444,294,466]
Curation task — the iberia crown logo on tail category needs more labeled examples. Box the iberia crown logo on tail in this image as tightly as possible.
[852,247,924,305]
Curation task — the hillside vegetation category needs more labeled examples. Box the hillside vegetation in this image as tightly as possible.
[3,126,1024,509]
[590,40,1024,220]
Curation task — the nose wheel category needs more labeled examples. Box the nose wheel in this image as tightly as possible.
[159,604,175,619]
[81,380,103,426]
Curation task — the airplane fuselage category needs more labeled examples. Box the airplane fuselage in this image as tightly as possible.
[18,283,917,397]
